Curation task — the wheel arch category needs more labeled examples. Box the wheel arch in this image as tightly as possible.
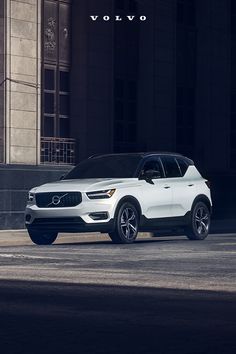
[191,194,212,214]
[114,196,142,219]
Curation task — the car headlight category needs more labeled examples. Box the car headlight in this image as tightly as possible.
[28,192,35,202]
[86,189,116,199]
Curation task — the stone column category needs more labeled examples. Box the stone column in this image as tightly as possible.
[5,0,41,164]
[0,2,4,162]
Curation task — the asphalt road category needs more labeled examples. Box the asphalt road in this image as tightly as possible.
[0,232,235,353]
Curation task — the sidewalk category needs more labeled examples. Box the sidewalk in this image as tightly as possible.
[0,230,110,246]
[0,230,154,246]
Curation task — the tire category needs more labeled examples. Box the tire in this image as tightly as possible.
[28,229,58,245]
[185,201,210,240]
[109,202,139,244]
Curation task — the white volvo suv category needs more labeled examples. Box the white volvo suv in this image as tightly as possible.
[25,152,212,245]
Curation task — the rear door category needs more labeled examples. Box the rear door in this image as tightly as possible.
[160,156,194,217]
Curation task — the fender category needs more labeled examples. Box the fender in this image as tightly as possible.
[114,195,142,219]
[191,194,212,214]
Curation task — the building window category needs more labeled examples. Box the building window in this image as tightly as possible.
[231,1,236,168]
[115,0,125,10]
[177,0,195,27]
[231,0,236,40]
[176,0,196,159]
[42,67,70,137]
[114,79,137,151]
[113,0,139,152]
[41,0,74,164]
[177,0,184,24]
[115,0,137,13]
[176,87,195,157]
[230,89,236,168]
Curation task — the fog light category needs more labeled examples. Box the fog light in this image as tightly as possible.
[89,212,108,220]
[25,214,31,222]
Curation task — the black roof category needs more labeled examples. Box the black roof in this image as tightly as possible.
[89,152,194,164]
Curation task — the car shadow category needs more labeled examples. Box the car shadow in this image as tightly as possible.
[55,236,187,246]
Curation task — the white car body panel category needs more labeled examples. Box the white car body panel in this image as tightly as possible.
[138,179,172,218]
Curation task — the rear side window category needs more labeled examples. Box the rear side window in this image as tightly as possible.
[161,156,182,178]
[176,158,189,176]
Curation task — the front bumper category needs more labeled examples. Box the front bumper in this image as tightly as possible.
[25,194,117,233]
[26,216,115,233]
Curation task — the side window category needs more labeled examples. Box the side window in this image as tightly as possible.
[176,158,189,176]
[140,158,163,178]
[161,156,182,178]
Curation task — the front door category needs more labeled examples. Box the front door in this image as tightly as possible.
[139,157,172,219]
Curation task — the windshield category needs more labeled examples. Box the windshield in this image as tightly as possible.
[64,155,142,179]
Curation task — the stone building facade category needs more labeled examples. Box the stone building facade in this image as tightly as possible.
[0,0,235,228]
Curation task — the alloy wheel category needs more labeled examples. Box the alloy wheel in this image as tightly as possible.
[120,207,138,240]
[194,206,210,235]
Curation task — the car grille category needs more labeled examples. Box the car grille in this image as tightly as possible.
[35,192,82,208]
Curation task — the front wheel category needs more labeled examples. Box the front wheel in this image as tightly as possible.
[185,202,210,240]
[109,202,139,244]
[28,230,58,245]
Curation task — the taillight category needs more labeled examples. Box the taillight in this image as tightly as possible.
[205,180,211,189]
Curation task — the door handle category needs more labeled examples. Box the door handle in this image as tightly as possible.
[188,184,194,187]
[164,186,170,189]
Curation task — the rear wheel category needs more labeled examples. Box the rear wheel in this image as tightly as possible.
[185,201,210,240]
[109,202,139,244]
[28,230,58,245]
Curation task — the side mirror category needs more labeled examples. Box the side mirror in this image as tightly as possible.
[139,169,161,184]
[59,175,65,181]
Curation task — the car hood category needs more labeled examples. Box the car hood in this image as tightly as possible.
[32,178,140,193]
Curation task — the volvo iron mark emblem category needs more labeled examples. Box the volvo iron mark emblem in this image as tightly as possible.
[47,193,68,207]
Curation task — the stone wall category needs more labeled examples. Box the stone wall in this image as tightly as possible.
[0,164,71,229]
[5,0,41,164]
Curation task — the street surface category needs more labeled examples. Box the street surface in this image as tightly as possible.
[0,231,235,353]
